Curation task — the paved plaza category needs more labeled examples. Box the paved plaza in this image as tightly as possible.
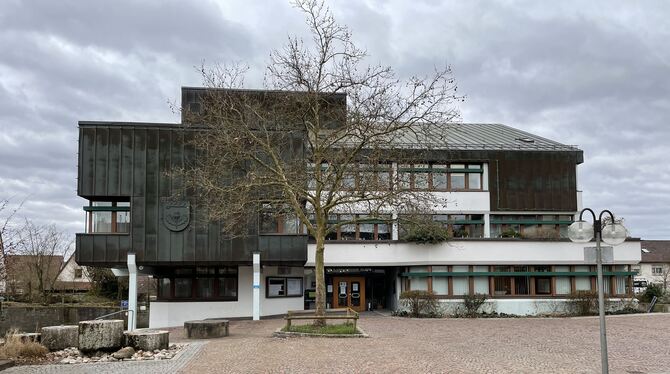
[182,313,670,374]
[5,313,669,373]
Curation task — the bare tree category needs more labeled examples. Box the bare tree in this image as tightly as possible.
[181,0,461,323]
[0,198,25,295]
[11,220,72,303]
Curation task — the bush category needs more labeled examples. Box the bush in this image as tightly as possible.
[639,283,665,303]
[462,293,488,317]
[567,290,599,316]
[401,223,450,244]
[399,290,442,317]
[500,229,520,238]
[0,330,48,359]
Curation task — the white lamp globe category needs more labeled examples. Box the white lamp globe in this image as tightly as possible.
[601,222,627,246]
[568,220,594,243]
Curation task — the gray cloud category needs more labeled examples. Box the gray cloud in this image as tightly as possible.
[1,0,668,239]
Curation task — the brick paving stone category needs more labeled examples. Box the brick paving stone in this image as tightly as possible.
[181,313,670,374]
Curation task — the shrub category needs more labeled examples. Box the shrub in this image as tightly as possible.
[500,229,520,238]
[0,330,48,359]
[399,290,442,317]
[640,283,665,303]
[402,223,450,244]
[462,293,488,317]
[567,290,599,316]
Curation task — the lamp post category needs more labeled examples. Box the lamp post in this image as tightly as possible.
[568,208,627,374]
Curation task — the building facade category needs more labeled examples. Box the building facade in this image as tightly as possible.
[75,87,641,327]
[634,240,670,289]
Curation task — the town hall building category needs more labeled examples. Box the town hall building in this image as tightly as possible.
[75,87,641,327]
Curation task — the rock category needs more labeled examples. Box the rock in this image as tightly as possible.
[184,320,229,339]
[78,320,124,352]
[111,346,135,359]
[41,325,78,351]
[125,330,170,351]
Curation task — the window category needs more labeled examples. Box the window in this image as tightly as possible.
[266,277,303,298]
[451,265,469,295]
[431,265,449,295]
[74,268,83,279]
[493,266,512,295]
[157,267,238,301]
[399,214,484,239]
[322,214,392,241]
[554,265,571,295]
[85,201,131,233]
[260,211,301,234]
[490,214,573,239]
[397,163,483,191]
[408,266,428,291]
[534,265,551,295]
[652,267,663,275]
[473,265,489,294]
[574,265,592,291]
[175,278,193,298]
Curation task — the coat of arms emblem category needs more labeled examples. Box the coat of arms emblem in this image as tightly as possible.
[162,200,190,232]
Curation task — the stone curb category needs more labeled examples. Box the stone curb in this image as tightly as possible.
[272,327,369,338]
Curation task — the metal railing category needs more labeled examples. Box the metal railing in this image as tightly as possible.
[95,309,134,321]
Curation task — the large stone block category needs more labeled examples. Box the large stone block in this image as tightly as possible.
[184,320,229,339]
[78,320,124,352]
[125,330,169,351]
[41,325,78,351]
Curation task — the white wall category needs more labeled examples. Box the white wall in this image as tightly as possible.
[635,263,669,285]
[306,240,642,267]
[56,256,91,283]
[149,266,305,328]
[435,298,634,316]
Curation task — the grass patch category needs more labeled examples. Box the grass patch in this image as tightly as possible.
[282,322,358,335]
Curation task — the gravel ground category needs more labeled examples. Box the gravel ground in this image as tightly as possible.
[182,313,670,374]
[3,341,205,374]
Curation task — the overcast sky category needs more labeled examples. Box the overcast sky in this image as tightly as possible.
[1,0,668,239]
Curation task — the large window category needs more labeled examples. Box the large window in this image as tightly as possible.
[399,214,484,239]
[490,215,573,239]
[398,163,484,191]
[266,277,303,298]
[307,163,392,191]
[85,201,130,233]
[260,211,301,234]
[157,267,238,301]
[310,214,392,241]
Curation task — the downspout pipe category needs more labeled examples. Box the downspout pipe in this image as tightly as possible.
[127,252,137,331]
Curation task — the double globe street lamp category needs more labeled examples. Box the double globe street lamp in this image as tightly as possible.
[568,208,628,374]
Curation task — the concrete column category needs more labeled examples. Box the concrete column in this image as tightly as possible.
[484,213,491,238]
[127,253,137,331]
[391,212,399,240]
[252,252,261,321]
[482,163,490,191]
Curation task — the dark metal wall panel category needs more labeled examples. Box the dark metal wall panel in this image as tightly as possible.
[94,128,109,196]
[107,128,122,196]
[120,128,134,196]
[78,128,96,196]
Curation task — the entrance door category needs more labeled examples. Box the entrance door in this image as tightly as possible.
[332,276,366,312]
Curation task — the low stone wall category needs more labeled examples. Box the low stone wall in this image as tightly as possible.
[0,305,149,334]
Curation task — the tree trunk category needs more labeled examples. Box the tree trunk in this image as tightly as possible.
[313,232,327,327]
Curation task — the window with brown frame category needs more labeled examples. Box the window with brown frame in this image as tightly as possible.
[259,211,301,234]
[397,163,483,191]
[398,214,485,239]
[306,214,392,241]
[85,201,130,234]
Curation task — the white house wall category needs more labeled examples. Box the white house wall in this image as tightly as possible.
[306,240,642,267]
[149,266,304,328]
